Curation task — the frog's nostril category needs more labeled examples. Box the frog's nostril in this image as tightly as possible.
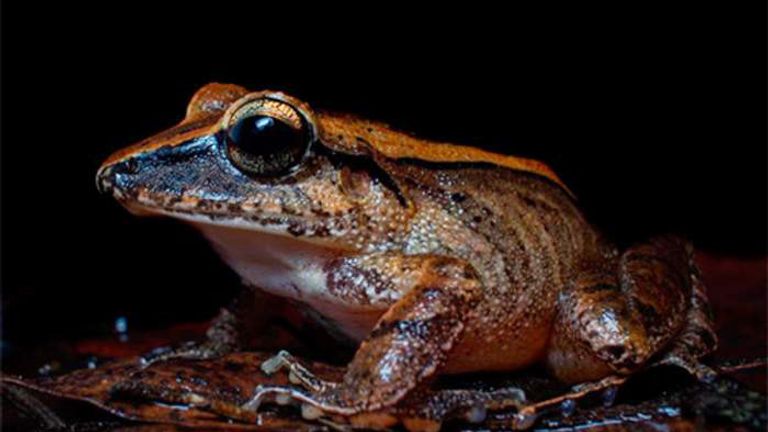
[97,157,143,194]
[111,158,139,175]
[121,158,139,175]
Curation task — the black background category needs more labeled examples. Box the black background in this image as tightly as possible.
[2,4,766,353]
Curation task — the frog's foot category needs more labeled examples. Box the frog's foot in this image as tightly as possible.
[242,385,401,430]
[260,350,334,393]
[241,384,358,418]
[245,255,482,426]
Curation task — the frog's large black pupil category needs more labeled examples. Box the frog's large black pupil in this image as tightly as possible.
[226,115,307,176]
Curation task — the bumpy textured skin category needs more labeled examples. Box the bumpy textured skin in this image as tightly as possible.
[96,83,718,428]
[308,256,483,413]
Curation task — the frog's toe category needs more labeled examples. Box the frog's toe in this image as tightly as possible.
[241,386,267,411]
[241,385,302,412]
[260,350,292,375]
[259,350,333,392]
[242,384,357,420]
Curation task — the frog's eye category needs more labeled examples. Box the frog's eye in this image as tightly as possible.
[224,98,311,177]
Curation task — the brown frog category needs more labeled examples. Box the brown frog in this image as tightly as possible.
[96,83,717,430]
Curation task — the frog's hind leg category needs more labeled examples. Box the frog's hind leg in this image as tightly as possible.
[619,236,718,380]
[650,247,719,380]
[547,235,717,384]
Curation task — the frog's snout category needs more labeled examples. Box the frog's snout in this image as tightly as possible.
[96,164,115,194]
[96,157,139,194]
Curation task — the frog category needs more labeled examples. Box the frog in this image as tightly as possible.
[96,83,718,430]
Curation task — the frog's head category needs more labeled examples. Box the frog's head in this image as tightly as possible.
[96,83,408,252]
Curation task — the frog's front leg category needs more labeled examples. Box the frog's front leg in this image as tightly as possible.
[244,254,483,416]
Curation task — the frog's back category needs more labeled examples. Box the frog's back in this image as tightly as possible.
[390,161,612,372]
[317,110,607,279]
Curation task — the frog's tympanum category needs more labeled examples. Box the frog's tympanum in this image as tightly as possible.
[96,83,718,430]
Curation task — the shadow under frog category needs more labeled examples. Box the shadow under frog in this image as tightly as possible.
[95,83,718,430]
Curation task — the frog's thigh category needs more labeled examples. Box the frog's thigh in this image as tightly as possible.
[319,255,482,413]
[546,276,636,383]
[547,236,716,384]
[619,236,717,379]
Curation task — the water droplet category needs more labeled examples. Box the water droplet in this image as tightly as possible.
[699,367,718,383]
[602,386,618,407]
[560,399,576,417]
[261,355,284,375]
[114,316,128,334]
[37,363,53,376]
[86,356,98,369]
[657,405,681,417]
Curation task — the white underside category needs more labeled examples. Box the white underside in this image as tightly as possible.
[159,213,384,342]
